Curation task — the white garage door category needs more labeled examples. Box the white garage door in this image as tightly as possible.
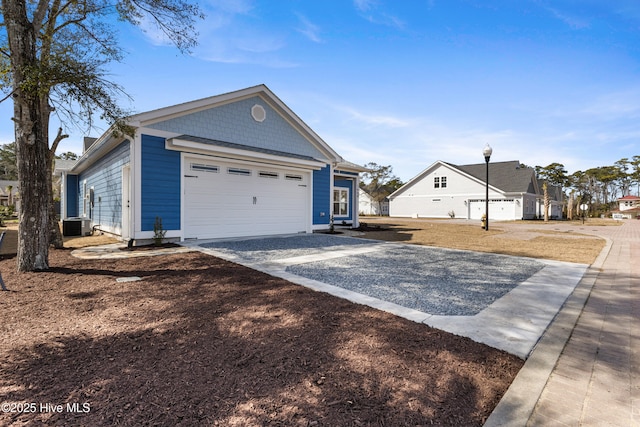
[469,199,516,221]
[184,158,310,239]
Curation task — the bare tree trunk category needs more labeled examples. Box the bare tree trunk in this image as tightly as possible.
[543,181,550,222]
[48,129,68,249]
[15,106,51,271]
[3,0,51,271]
[567,192,574,220]
[49,201,64,248]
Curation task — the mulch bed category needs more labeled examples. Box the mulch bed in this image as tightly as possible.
[0,250,523,426]
[120,242,182,251]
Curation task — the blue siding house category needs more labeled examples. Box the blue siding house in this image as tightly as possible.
[60,85,364,243]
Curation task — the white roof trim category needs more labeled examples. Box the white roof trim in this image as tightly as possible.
[71,126,128,174]
[129,84,342,163]
[389,160,503,199]
[166,137,327,170]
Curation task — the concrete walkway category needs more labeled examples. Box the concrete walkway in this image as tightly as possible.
[486,219,640,426]
[71,243,195,259]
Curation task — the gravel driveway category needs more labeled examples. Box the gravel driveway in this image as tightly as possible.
[201,234,544,316]
[197,233,587,358]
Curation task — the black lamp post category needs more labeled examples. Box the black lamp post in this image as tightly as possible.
[483,144,493,231]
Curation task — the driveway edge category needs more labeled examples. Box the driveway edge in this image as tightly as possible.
[483,236,612,426]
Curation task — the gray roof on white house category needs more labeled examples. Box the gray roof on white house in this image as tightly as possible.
[448,160,537,194]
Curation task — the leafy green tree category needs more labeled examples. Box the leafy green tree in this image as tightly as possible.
[593,166,620,207]
[631,155,640,196]
[614,158,632,196]
[0,142,17,180]
[1,0,203,271]
[360,163,403,215]
[56,151,79,161]
[567,170,590,217]
[536,163,567,222]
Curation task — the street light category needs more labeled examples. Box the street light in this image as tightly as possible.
[483,144,493,231]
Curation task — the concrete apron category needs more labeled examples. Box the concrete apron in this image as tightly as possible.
[191,240,587,359]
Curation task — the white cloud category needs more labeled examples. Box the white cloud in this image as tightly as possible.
[352,0,406,30]
[209,0,255,14]
[545,7,591,29]
[533,0,592,29]
[343,107,411,128]
[136,0,254,48]
[325,103,412,129]
[181,0,298,66]
[577,89,640,120]
[135,15,176,48]
[353,0,376,13]
[295,13,323,43]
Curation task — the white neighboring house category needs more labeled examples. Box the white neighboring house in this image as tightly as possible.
[617,195,640,212]
[389,160,563,220]
[358,188,389,216]
[611,195,640,219]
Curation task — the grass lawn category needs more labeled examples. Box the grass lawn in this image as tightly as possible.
[357,217,608,264]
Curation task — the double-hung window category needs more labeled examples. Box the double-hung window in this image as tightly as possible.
[333,188,349,217]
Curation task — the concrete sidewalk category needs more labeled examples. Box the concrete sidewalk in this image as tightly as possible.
[486,219,640,426]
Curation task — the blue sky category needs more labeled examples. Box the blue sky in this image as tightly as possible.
[2,0,640,182]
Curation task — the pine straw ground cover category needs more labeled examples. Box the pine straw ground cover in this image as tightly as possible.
[0,249,521,426]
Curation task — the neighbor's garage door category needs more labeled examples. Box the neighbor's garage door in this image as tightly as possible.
[184,158,310,239]
[469,199,516,220]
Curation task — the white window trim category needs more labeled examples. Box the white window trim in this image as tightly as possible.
[82,180,88,217]
[333,187,350,218]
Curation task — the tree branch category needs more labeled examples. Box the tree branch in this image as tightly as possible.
[49,127,69,155]
[33,0,52,33]
[0,90,17,104]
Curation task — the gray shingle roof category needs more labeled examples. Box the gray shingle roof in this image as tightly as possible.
[54,159,78,172]
[449,160,537,194]
[173,134,320,162]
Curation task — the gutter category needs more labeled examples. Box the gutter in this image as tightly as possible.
[70,125,130,174]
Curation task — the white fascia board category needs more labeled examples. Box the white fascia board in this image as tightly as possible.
[70,126,117,174]
[166,137,327,170]
[128,84,342,164]
[128,85,268,126]
[388,160,448,198]
[390,160,507,199]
